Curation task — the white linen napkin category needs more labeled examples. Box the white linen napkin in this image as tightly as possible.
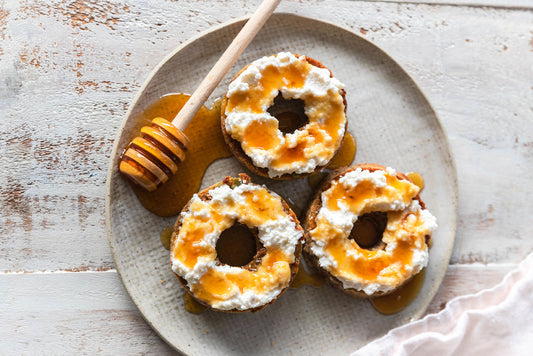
[352,252,533,356]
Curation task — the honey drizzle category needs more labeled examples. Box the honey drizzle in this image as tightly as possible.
[326,132,356,170]
[130,94,231,217]
[406,172,425,191]
[183,293,209,314]
[290,266,324,289]
[370,268,426,315]
[160,225,174,250]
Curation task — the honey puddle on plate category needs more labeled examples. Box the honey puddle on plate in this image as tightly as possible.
[130,93,232,217]
[327,132,356,170]
[160,225,173,250]
[406,171,425,190]
[370,268,426,315]
[184,293,209,314]
[290,266,324,289]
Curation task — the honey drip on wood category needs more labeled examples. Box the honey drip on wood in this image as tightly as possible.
[326,132,356,170]
[130,93,232,217]
[160,225,174,250]
[406,172,425,191]
[370,268,426,315]
[290,266,325,289]
[183,293,209,314]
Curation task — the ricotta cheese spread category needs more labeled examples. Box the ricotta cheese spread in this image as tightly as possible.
[171,179,303,310]
[308,167,437,295]
[224,52,347,177]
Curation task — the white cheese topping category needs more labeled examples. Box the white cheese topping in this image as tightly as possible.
[308,167,438,295]
[171,181,303,310]
[224,52,347,177]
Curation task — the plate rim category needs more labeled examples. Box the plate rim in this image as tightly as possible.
[105,11,458,354]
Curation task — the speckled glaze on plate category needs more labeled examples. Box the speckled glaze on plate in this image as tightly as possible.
[106,13,457,355]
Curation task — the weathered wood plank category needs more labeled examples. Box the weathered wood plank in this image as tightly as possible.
[0,0,532,273]
[0,271,176,354]
[0,264,514,354]
[424,263,513,314]
[359,0,533,9]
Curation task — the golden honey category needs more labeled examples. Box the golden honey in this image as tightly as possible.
[327,132,356,170]
[224,53,347,176]
[306,165,437,302]
[171,177,301,311]
[130,94,231,217]
[306,131,356,190]
[370,269,426,315]
[407,172,425,191]
[184,293,209,314]
[160,225,174,250]
[319,175,419,281]
[290,266,324,289]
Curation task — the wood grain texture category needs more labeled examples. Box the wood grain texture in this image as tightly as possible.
[362,0,533,9]
[0,271,176,354]
[0,265,513,354]
[424,264,514,314]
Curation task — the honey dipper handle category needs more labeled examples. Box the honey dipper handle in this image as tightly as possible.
[171,0,281,131]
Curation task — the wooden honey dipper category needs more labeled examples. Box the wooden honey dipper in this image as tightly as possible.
[119,0,281,192]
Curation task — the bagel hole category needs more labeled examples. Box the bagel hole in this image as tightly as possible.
[349,212,388,250]
[216,223,260,267]
[267,94,309,134]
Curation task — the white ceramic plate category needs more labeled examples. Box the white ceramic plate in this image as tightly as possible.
[106,13,457,355]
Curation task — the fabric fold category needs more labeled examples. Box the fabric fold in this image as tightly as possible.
[352,252,533,356]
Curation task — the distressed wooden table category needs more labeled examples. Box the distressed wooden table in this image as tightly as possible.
[1,0,532,354]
